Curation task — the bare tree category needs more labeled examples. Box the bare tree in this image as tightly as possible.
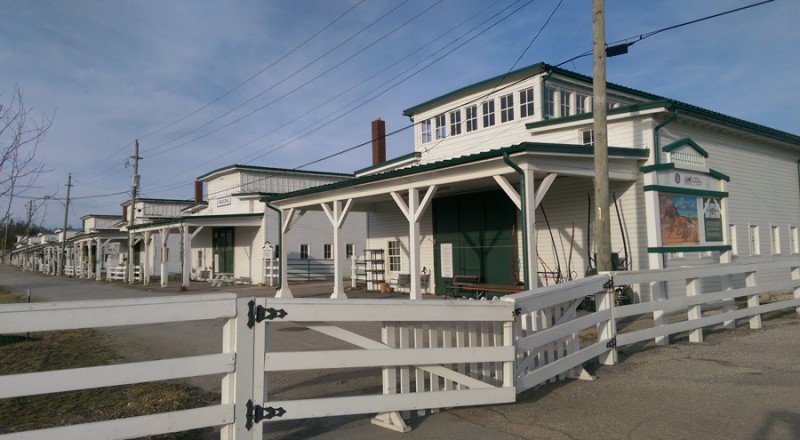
[0,85,53,254]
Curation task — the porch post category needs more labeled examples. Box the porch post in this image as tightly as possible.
[322,199,352,299]
[275,208,302,298]
[523,165,538,290]
[95,238,103,281]
[87,239,94,278]
[160,228,170,287]
[77,241,84,278]
[182,224,191,288]
[391,186,436,300]
[143,231,151,285]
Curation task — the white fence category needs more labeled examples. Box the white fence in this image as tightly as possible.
[0,294,240,439]
[1,258,799,438]
[106,265,141,281]
[249,297,516,435]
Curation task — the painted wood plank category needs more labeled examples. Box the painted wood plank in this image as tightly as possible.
[0,354,234,399]
[264,347,514,371]
[0,405,234,440]
[517,341,609,393]
[0,294,237,334]
[262,388,516,421]
[516,309,610,354]
[266,298,512,322]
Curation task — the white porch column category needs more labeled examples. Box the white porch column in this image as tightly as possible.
[160,228,170,288]
[87,240,94,278]
[95,238,104,281]
[141,231,150,285]
[322,199,353,299]
[276,208,305,298]
[182,225,191,288]
[523,166,539,290]
[391,186,436,300]
[77,242,84,278]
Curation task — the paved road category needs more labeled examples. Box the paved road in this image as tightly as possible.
[2,265,799,439]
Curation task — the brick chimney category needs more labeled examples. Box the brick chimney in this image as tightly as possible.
[194,181,204,202]
[371,118,386,165]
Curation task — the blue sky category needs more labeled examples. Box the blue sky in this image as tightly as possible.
[1,0,797,229]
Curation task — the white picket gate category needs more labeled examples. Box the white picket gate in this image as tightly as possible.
[244,297,516,436]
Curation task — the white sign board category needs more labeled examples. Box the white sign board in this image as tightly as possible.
[440,243,453,279]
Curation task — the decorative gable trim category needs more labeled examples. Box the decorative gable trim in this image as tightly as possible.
[662,138,709,158]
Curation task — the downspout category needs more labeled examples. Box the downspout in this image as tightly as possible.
[541,70,553,120]
[265,202,282,289]
[653,106,678,166]
[502,153,529,291]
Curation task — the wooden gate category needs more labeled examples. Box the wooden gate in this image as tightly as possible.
[243,297,516,437]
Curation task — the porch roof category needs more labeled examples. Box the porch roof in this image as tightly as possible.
[127,213,263,232]
[263,142,649,209]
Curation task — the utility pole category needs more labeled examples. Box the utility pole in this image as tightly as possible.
[127,140,141,284]
[58,173,72,276]
[593,0,612,272]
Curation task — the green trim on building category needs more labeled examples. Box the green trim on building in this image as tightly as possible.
[264,142,649,203]
[196,163,354,181]
[648,245,732,254]
[708,169,731,182]
[354,152,421,175]
[639,163,676,173]
[643,185,728,198]
[662,138,709,157]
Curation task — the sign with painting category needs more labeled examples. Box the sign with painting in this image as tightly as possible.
[659,194,699,245]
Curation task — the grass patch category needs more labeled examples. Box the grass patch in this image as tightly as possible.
[0,287,219,438]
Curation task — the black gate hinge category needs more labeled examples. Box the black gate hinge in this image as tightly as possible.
[606,337,617,349]
[603,278,614,290]
[245,399,286,430]
[247,300,288,328]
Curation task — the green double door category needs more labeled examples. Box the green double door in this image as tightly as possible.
[212,228,234,273]
[433,190,517,294]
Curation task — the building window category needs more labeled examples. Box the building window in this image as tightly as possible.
[482,101,495,127]
[274,244,280,259]
[500,94,514,123]
[323,244,332,259]
[545,86,556,118]
[576,93,589,114]
[300,244,309,260]
[559,90,571,117]
[749,225,760,256]
[465,105,478,132]
[770,226,781,255]
[791,226,799,254]
[449,110,461,136]
[519,87,534,118]
[346,243,354,259]
[421,119,431,143]
[580,129,594,145]
[388,240,401,272]
[729,224,738,256]
[435,114,446,139]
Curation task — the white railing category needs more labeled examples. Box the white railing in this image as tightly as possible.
[106,265,141,282]
[0,294,241,440]
[613,257,800,348]
[64,264,74,277]
[249,297,516,435]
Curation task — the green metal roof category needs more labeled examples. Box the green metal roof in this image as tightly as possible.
[196,163,354,181]
[263,142,649,203]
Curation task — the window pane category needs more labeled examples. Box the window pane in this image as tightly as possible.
[449,110,461,136]
[466,105,478,132]
[435,114,446,139]
[519,88,534,118]
[421,119,431,143]
[482,101,495,127]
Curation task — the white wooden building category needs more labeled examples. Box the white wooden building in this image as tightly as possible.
[130,164,366,288]
[265,63,800,301]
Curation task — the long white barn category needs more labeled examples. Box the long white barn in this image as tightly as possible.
[265,62,800,301]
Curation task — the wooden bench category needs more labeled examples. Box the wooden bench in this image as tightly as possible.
[444,275,480,298]
[456,282,524,299]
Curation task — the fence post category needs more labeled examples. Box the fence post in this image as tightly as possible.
[720,251,735,329]
[687,277,703,343]
[651,280,669,346]
[596,275,617,366]
[745,271,761,329]
[221,297,258,440]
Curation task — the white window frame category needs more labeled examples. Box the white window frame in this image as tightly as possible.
[323,244,332,260]
[300,244,309,260]
[500,93,514,123]
[576,93,589,114]
[770,225,781,255]
[559,90,571,117]
[465,105,478,132]
[345,243,354,259]
[449,110,461,136]
[791,226,799,254]
[421,119,431,143]
[388,240,401,272]
[749,225,760,256]
[482,100,495,127]
[519,87,534,118]
[579,128,594,145]
[435,114,446,140]
[545,86,556,118]
[729,224,738,256]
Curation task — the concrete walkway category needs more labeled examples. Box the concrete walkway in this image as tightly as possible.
[2,265,799,439]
